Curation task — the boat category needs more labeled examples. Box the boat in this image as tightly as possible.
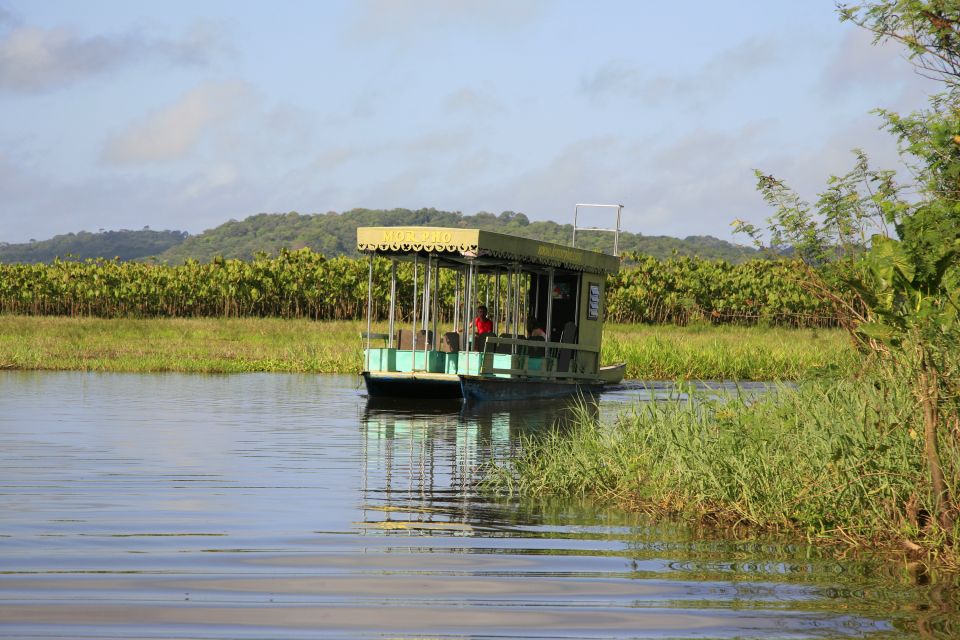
[358,206,626,400]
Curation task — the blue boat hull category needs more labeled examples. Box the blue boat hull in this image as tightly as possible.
[459,375,603,402]
[362,372,462,399]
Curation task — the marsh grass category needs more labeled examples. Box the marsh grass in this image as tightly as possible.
[603,323,857,380]
[0,316,854,378]
[483,374,960,559]
[0,316,366,373]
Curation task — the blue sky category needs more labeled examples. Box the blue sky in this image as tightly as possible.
[0,1,934,244]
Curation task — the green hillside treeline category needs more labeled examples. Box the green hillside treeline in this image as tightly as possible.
[0,229,187,263]
[0,208,756,264]
[157,209,756,264]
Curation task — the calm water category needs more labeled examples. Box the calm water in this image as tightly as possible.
[0,372,956,639]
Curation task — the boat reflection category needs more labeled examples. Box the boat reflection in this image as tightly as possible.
[357,397,598,534]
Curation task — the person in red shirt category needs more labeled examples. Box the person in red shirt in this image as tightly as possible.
[474,305,493,335]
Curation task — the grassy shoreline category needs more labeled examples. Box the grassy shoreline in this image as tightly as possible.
[482,375,959,566]
[0,315,856,379]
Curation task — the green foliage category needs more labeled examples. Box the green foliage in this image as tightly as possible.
[0,229,188,263]
[840,1,960,89]
[0,250,837,328]
[742,1,960,532]
[607,254,836,326]
[0,249,372,320]
[734,151,899,267]
[483,372,960,556]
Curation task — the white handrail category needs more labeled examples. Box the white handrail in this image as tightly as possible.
[572,203,623,256]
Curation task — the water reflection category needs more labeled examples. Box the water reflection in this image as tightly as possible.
[0,371,955,638]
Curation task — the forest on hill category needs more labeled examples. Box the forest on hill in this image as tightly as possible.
[0,229,188,263]
[156,209,756,264]
[1,209,757,264]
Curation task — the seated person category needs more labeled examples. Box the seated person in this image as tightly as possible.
[527,317,546,338]
[474,305,493,336]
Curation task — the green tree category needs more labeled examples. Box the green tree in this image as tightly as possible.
[738,1,960,532]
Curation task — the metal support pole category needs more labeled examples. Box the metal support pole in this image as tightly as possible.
[465,262,474,373]
[517,271,524,339]
[462,266,469,347]
[472,261,478,337]
[615,205,622,256]
[432,257,438,350]
[388,259,397,348]
[365,254,373,371]
[423,256,431,362]
[534,272,540,318]
[545,268,555,351]
[493,270,500,335]
[505,267,512,337]
[412,255,418,368]
[572,207,579,247]
[422,257,430,333]
[523,273,529,332]
[453,270,460,338]
[574,273,581,321]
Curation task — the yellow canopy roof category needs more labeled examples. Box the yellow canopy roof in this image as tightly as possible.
[357,226,620,274]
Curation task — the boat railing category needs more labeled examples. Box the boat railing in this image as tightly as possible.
[360,331,390,347]
[479,336,599,380]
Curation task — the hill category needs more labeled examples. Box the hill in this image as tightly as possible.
[156,208,756,263]
[0,229,188,263]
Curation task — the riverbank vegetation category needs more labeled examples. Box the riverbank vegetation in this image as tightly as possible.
[488,1,960,564]
[483,367,959,562]
[0,316,853,378]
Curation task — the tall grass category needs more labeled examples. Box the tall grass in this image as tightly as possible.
[603,323,857,379]
[483,372,960,558]
[0,316,365,373]
[0,316,856,378]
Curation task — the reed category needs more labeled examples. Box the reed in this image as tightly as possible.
[0,316,366,373]
[483,371,960,559]
[0,316,853,378]
[603,323,857,379]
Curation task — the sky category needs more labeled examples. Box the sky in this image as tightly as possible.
[0,0,937,244]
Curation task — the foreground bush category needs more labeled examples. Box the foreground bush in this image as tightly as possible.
[484,371,960,559]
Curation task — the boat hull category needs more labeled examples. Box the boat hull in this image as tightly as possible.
[459,375,604,402]
[598,362,626,385]
[362,371,462,399]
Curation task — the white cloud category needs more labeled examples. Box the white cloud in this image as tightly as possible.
[820,27,903,95]
[452,116,900,242]
[0,5,16,27]
[0,159,272,243]
[397,128,473,155]
[349,0,545,39]
[819,25,937,114]
[178,164,239,200]
[100,81,253,165]
[0,152,45,236]
[0,22,224,93]
[581,37,781,109]
[444,88,504,116]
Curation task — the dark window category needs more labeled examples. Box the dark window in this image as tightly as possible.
[587,283,601,320]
